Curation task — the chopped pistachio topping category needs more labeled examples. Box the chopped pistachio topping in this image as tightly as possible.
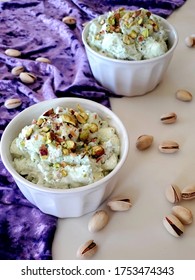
[87,7,168,60]
[11,104,120,189]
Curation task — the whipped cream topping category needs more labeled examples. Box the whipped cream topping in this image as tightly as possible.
[87,8,168,60]
[10,105,120,189]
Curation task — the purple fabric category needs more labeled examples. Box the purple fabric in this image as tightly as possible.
[0,0,186,260]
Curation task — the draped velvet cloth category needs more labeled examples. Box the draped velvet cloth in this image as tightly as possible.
[0,0,186,260]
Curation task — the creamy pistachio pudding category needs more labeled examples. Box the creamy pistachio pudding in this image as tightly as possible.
[10,105,120,189]
[87,7,169,60]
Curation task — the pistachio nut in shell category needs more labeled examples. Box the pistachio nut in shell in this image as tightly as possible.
[172,205,193,225]
[76,240,97,259]
[11,65,25,76]
[136,134,153,150]
[4,98,22,109]
[5,48,21,57]
[175,89,192,102]
[88,210,109,233]
[181,185,195,200]
[62,16,76,25]
[107,197,132,211]
[163,214,184,237]
[159,140,179,154]
[184,36,195,47]
[35,57,51,64]
[160,112,177,124]
[165,184,182,204]
[19,72,36,84]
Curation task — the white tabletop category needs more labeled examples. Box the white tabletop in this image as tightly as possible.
[52,0,195,260]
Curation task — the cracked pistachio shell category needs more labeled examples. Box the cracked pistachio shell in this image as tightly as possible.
[88,210,109,233]
[19,72,36,84]
[159,140,179,153]
[4,98,22,109]
[136,134,153,150]
[172,205,193,225]
[181,185,195,200]
[163,214,184,237]
[165,184,182,204]
[160,112,177,124]
[11,65,25,76]
[76,240,97,259]
[107,197,132,211]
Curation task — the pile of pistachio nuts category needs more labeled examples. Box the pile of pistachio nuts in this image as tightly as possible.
[135,88,194,239]
[76,196,132,259]
[3,14,77,111]
[164,184,194,237]
[5,48,51,84]
[135,89,193,153]
[4,48,51,111]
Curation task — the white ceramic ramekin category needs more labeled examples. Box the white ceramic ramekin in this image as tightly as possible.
[82,15,178,97]
[1,98,129,218]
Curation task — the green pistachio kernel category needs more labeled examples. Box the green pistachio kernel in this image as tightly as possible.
[79,130,89,141]
[142,29,149,38]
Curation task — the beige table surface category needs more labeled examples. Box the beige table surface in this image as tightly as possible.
[52,0,195,260]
